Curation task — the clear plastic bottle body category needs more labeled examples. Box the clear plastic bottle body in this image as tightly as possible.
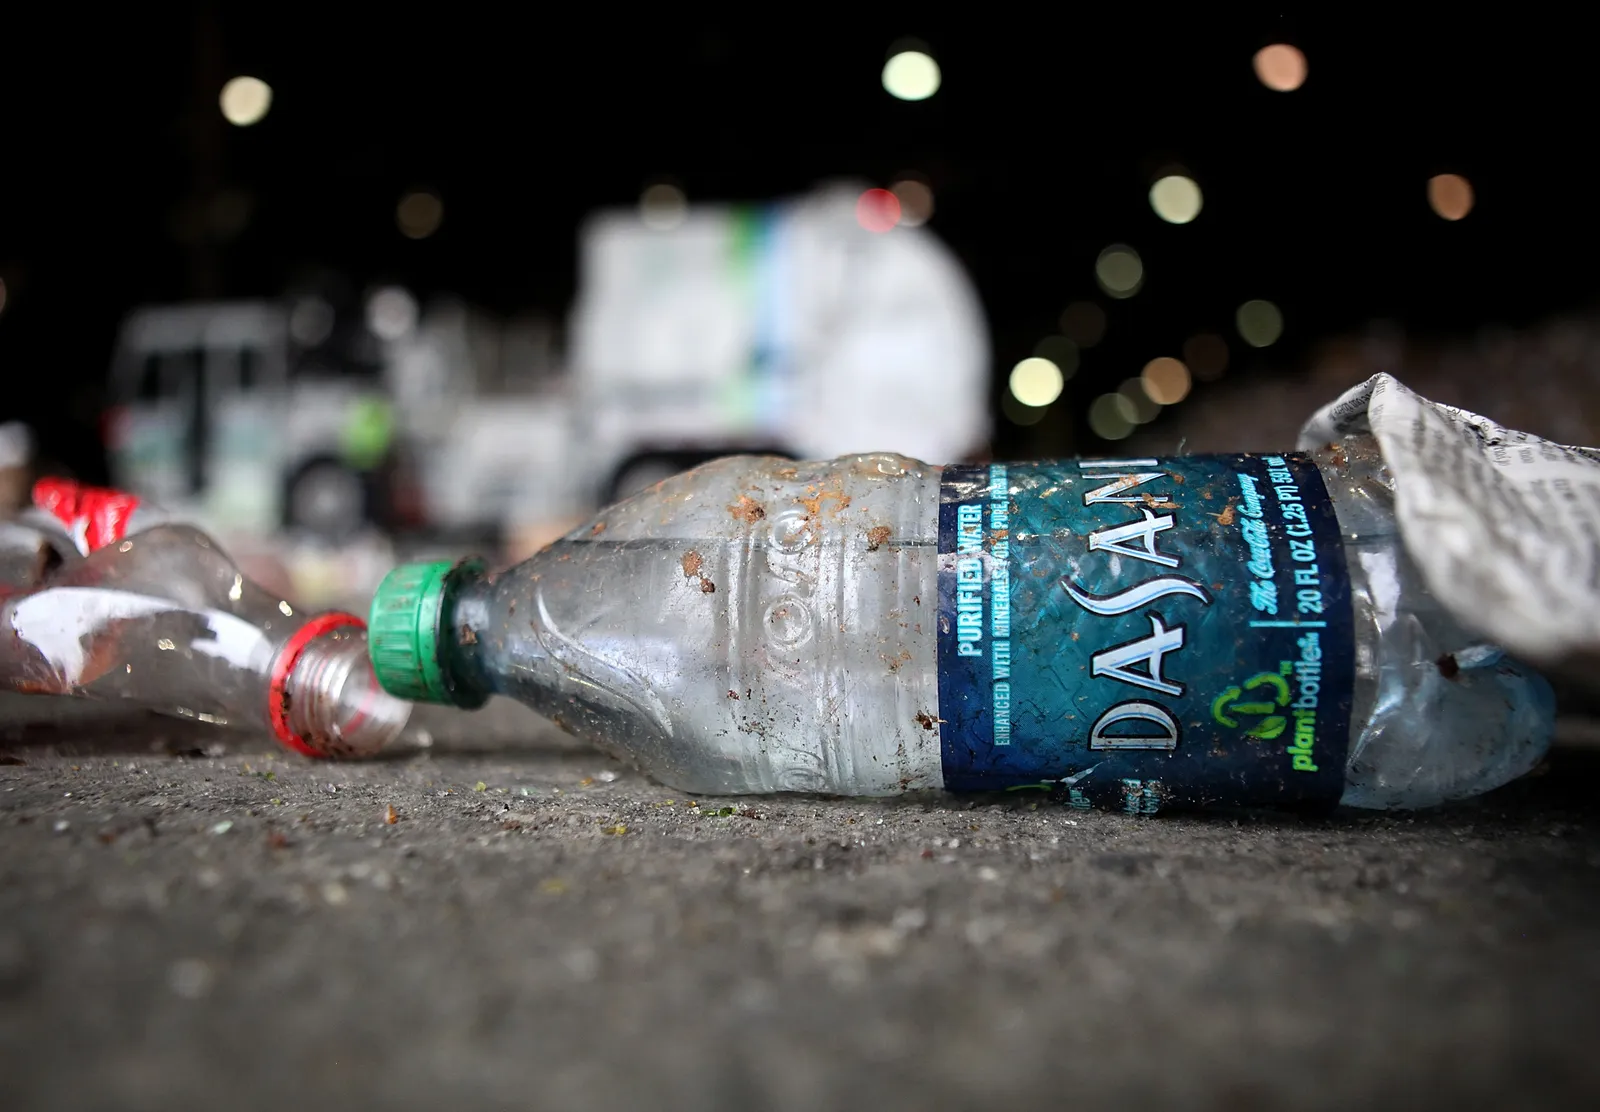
[449,453,942,795]
[1,524,409,756]
[442,442,1553,808]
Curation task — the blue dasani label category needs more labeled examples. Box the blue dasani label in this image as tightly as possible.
[936,455,1354,812]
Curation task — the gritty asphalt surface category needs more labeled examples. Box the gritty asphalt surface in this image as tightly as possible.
[3,694,1600,1111]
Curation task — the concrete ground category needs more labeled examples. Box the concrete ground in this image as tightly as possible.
[2,693,1599,1111]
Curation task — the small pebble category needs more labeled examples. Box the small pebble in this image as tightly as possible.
[210,820,233,835]
[892,907,928,932]
[562,948,600,981]
[167,959,214,1000]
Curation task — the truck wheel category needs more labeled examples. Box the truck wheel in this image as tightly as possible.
[286,458,368,539]
[606,455,690,504]
[603,446,797,505]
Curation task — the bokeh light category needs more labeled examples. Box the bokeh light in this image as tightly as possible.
[1237,300,1285,348]
[397,190,444,239]
[366,287,418,342]
[1088,393,1138,440]
[891,178,934,227]
[1428,174,1475,221]
[882,50,941,101]
[1149,175,1203,224]
[1253,44,1307,92]
[1095,245,1144,299]
[856,188,902,233]
[1059,301,1107,347]
[1002,392,1049,426]
[640,182,688,230]
[1183,333,1230,381]
[1119,378,1161,424]
[1141,357,1192,405]
[1033,335,1080,378]
[219,76,273,126]
[1009,357,1065,408]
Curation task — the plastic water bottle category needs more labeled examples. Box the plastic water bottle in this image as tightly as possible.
[367,436,1554,811]
[2,481,410,758]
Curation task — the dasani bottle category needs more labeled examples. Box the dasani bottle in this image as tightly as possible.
[368,436,1554,811]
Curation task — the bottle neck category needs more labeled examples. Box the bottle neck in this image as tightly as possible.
[435,565,501,708]
[282,628,411,757]
[438,559,566,715]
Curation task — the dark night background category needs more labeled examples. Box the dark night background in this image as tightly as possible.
[2,9,1596,478]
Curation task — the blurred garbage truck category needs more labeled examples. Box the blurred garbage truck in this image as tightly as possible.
[101,294,569,542]
[103,182,991,546]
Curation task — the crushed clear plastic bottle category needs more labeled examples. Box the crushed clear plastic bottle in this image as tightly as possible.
[1311,436,1554,807]
[370,435,1554,809]
[1,522,411,757]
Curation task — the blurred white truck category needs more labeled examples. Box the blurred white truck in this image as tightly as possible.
[104,182,991,543]
[102,296,570,541]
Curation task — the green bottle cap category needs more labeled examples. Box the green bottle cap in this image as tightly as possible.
[368,560,462,705]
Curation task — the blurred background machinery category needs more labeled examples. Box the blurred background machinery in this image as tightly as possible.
[97,183,988,560]
[5,11,1600,607]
